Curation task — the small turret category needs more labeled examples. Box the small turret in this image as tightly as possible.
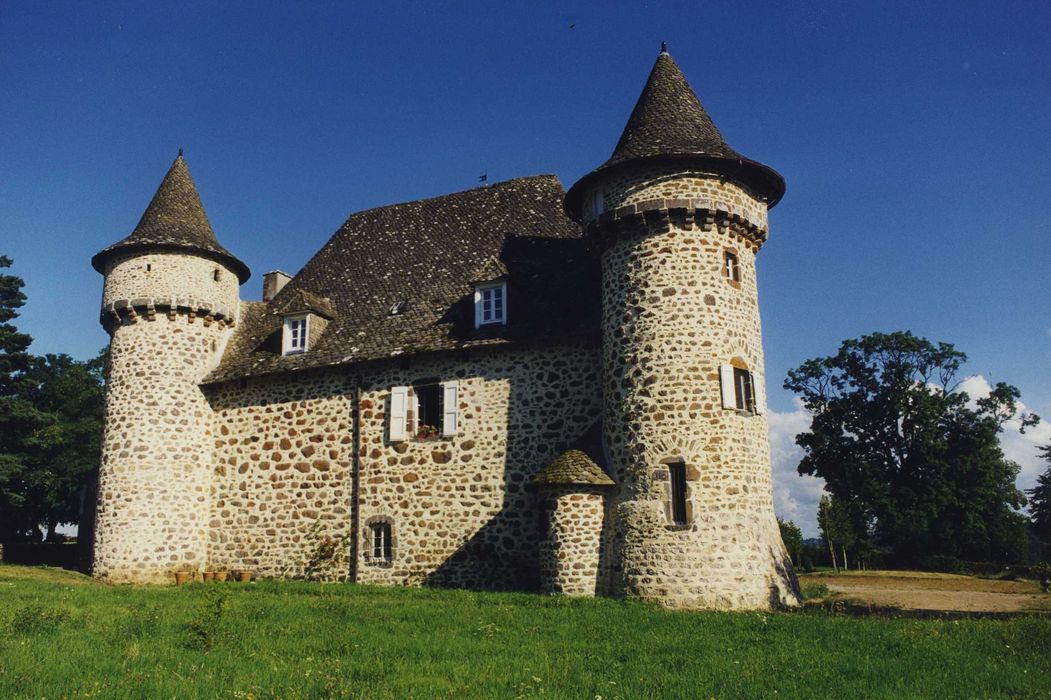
[91,154,248,583]
[569,48,799,609]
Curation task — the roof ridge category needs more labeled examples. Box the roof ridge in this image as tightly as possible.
[339,174,564,223]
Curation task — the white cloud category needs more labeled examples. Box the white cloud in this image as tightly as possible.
[957,375,1051,495]
[768,397,825,538]
[769,375,1051,540]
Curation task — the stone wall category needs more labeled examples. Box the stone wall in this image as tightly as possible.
[205,343,603,588]
[94,251,241,584]
[582,166,768,232]
[595,171,799,610]
[538,487,607,596]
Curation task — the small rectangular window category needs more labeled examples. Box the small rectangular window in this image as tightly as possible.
[213,268,221,282]
[733,367,754,413]
[371,522,392,562]
[724,251,740,283]
[474,282,507,327]
[283,315,309,355]
[415,384,440,435]
[669,461,688,525]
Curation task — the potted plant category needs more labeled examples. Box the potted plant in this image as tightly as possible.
[416,424,440,441]
[174,570,193,586]
[237,570,253,583]
[214,567,229,582]
[202,570,215,582]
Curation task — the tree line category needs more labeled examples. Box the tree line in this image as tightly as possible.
[0,256,105,545]
[778,331,1051,571]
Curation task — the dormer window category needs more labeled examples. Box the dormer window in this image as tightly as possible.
[474,281,506,328]
[587,187,604,220]
[282,314,309,355]
[390,300,408,316]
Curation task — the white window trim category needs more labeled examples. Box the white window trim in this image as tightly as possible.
[389,386,409,441]
[282,314,309,355]
[474,281,507,328]
[441,381,459,436]
[720,363,761,415]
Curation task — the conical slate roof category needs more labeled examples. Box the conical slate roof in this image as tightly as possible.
[565,47,785,219]
[532,449,615,488]
[606,50,741,166]
[92,154,250,282]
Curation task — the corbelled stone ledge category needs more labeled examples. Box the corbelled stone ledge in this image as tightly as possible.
[101,297,237,328]
[585,197,768,251]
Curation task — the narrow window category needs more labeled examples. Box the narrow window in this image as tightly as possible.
[413,383,440,438]
[283,315,309,355]
[724,251,740,283]
[145,263,152,273]
[669,461,688,525]
[734,367,754,413]
[589,187,604,220]
[474,282,507,327]
[371,522,392,562]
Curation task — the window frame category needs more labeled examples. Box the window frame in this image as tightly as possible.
[668,460,688,526]
[367,520,394,564]
[723,249,741,287]
[474,281,507,328]
[282,314,310,355]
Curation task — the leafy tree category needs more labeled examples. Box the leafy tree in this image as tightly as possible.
[777,517,804,569]
[0,256,106,543]
[786,331,1038,565]
[1027,445,1051,558]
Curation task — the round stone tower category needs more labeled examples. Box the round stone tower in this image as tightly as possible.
[90,154,249,583]
[565,47,800,609]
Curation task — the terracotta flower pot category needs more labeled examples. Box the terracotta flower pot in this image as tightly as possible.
[174,571,192,586]
[238,570,253,582]
[202,571,215,582]
[215,571,229,582]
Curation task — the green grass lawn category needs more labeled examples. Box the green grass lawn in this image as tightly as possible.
[1,564,1048,699]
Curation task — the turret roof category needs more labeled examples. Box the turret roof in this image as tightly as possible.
[532,449,615,488]
[564,47,785,218]
[91,154,250,282]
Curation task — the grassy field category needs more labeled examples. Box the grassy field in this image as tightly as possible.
[1,564,1049,699]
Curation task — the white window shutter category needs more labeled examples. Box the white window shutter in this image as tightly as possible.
[473,288,483,328]
[389,386,408,441]
[442,381,459,436]
[719,365,736,410]
[753,372,765,415]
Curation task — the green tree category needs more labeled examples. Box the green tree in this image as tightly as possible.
[1027,445,1051,559]
[0,256,107,543]
[786,331,1038,565]
[777,517,804,569]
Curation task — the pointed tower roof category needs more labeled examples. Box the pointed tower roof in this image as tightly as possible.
[92,154,250,282]
[565,47,784,219]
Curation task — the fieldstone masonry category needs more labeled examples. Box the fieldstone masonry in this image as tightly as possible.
[90,47,801,610]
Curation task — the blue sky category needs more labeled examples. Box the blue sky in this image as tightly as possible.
[2,1,1049,535]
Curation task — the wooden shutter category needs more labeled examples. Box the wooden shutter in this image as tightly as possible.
[719,364,736,410]
[389,386,408,441]
[753,372,765,415]
[441,381,459,436]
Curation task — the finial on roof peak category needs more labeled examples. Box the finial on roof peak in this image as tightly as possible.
[660,41,668,54]
[177,148,184,158]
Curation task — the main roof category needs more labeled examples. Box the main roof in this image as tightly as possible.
[91,154,251,282]
[565,48,785,219]
[205,175,599,383]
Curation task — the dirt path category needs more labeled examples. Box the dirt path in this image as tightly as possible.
[803,571,1049,613]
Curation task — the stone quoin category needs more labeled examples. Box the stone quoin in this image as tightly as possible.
[90,47,801,609]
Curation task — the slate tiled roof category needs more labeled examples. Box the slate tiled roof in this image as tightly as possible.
[278,289,336,319]
[564,48,785,218]
[532,449,615,488]
[204,175,599,384]
[91,155,251,282]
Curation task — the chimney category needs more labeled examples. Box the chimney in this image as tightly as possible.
[262,270,292,302]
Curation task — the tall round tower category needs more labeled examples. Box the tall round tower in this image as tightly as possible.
[91,154,249,583]
[565,47,800,609]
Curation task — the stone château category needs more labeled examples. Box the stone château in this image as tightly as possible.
[90,48,801,609]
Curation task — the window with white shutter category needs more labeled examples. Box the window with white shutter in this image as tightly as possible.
[753,372,766,415]
[719,364,737,410]
[389,386,409,441]
[441,381,459,436]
